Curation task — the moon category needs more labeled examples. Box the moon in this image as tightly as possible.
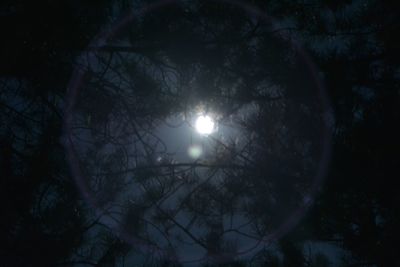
[195,115,215,135]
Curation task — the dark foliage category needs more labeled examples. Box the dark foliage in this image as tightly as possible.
[1,0,399,266]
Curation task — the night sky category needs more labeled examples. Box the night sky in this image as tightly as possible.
[1,0,399,266]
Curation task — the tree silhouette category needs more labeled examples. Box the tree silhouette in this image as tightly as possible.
[1,0,399,266]
[0,1,113,266]
[64,1,330,265]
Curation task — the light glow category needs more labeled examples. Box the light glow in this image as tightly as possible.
[195,115,215,135]
[188,144,203,159]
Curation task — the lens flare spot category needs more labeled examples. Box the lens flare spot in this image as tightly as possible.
[188,145,203,159]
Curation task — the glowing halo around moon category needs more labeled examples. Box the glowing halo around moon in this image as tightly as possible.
[195,115,215,135]
[63,0,333,264]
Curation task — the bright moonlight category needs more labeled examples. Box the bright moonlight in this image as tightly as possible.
[195,115,215,135]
